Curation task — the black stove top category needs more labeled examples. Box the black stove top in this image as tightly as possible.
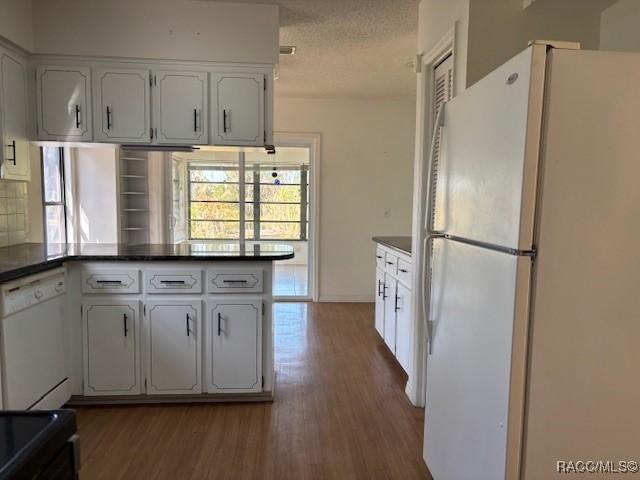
[0,414,57,466]
[0,411,77,480]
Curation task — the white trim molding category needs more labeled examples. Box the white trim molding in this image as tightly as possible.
[273,132,321,303]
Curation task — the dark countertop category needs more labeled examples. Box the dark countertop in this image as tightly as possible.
[372,236,412,255]
[0,242,295,283]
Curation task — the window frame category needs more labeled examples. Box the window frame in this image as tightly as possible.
[41,146,68,245]
[187,163,308,242]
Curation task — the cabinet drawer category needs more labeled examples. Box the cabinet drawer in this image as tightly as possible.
[82,269,141,294]
[208,269,263,293]
[384,252,398,274]
[145,269,203,294]
[397,258,412,287]
[375,247,385,269]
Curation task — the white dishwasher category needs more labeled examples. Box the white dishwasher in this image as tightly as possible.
[1,267,70,410]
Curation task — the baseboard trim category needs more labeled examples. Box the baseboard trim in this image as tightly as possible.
[318,295,374,303]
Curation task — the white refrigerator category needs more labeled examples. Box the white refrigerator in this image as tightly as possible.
[422,44,640,479]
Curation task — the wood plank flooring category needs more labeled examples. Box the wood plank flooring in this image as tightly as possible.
[74,302,432,480]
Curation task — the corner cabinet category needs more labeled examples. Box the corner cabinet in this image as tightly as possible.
[82,300,141,396]
[152,70,208,145]
[373,244,412,375]
[206,299,262,393]
[94,68,151,143]
[36,66,92,141]
[144,300,202,394]
[0,50,30,180]
[211,73,265,146]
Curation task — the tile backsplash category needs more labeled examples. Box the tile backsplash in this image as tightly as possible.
[0,181,28,246]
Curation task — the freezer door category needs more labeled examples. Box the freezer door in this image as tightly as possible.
[423,239,532,480]
[433,46,546,251]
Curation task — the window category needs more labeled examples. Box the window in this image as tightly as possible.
[41,147,67,244]
[188,163,308,241]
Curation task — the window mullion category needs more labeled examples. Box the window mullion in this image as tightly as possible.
[239,152,246,243]
[253,169,260,240]
[300,165,308,241]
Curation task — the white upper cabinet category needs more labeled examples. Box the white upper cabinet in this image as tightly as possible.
[94,68,150,143]
[152,70,208,145]
[0,51,30,180]
[145,300,202,394]
[211,73,264,146]
[36,66,92,141]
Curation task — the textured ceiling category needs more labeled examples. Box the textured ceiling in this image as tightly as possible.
[218,0,419,99]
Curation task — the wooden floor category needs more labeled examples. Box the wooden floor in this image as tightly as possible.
[75,303,432,480]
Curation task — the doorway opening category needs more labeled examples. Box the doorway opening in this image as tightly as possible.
[169,138,318,300]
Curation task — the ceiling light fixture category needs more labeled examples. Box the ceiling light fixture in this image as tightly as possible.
[279,46,297,55]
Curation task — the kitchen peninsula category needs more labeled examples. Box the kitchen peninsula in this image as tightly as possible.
[0,242,293,410]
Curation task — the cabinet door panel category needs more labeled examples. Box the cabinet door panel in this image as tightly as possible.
[207,300,262,393]
[383,276,397,353]
[83,301,140,395]
[153,70,207,144]
[395,282,412,373]
[145,301,201,394]
[374,267,385,338]
[0,52,30,180]
[37,66,92,141]
[212,73,264,146]
[95,68,150,143]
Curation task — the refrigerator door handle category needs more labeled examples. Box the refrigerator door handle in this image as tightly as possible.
[423,102,446,231]
[422,232,445,355]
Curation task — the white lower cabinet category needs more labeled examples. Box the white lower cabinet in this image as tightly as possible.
[383,275,397,352]
[144,300,202,394]
[373,244,412,375]
[374,267,385,337]
[206,299,262,393]
[83,300,141,396]
[395,282,412,372]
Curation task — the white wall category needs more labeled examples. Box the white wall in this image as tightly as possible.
[0,0,34,51]
[466,0,602,86]
[30,0,279,64]
[275,97,415,302]
[74,148,118,243]
[600,0,640,52]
